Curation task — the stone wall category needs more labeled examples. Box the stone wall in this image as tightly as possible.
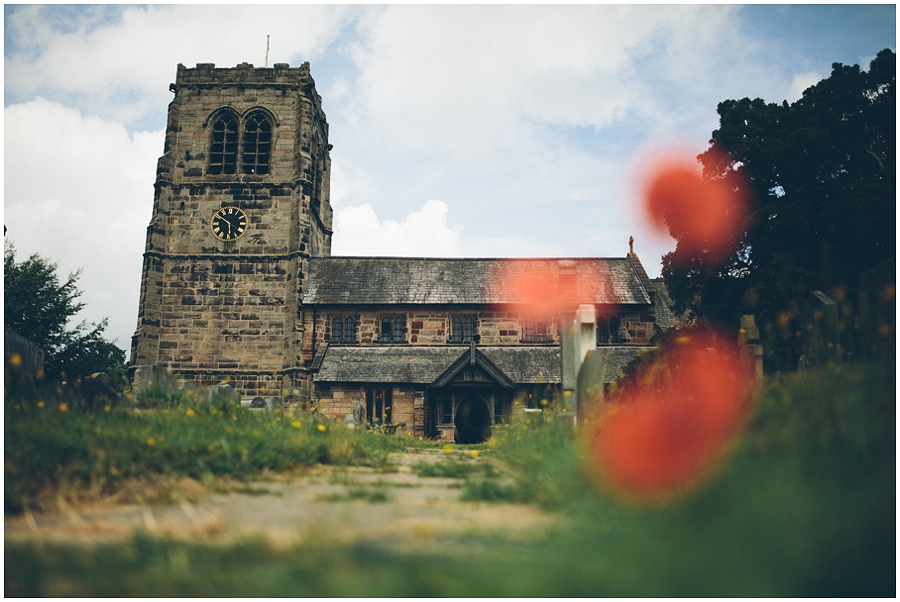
[315,383,416,433]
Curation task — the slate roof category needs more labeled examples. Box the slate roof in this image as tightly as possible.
[314,345,655,385]
[595,346,654,383]
[303,257,651,306]
[650,278,687,331]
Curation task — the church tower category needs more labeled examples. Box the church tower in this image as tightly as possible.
[130,62,332,402]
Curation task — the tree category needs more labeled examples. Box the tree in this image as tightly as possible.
[662,49,895,370]
[4,241,125,380]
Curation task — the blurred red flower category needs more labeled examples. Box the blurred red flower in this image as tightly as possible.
[588,331,753,503]
[642,153,747,260]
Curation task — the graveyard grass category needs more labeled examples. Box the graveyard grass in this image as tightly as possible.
[5,359,896,596]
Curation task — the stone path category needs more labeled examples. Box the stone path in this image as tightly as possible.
[4,451,559,551]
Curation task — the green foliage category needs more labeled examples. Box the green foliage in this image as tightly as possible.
[663,49,895,370]
[4,241,126,380]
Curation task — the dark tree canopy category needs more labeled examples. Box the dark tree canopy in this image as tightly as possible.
[662,49,895,369]
[4,241,125,380]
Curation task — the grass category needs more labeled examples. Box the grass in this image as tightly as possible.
[3,370,418,513]
[412,458,498,479]
[318,486,392,503]
[5,360,896,596]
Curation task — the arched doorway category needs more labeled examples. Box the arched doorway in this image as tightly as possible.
[455,394,491,444]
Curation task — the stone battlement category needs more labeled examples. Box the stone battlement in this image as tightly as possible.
[174,62,313,88]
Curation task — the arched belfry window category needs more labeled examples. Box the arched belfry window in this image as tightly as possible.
[207,109,273,176]
[242,112,272,175]
[209,113,239,175]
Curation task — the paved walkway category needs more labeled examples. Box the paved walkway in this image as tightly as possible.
[5,451,558,551]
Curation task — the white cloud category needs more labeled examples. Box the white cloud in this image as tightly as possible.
[339,6,757,160]
[4,98,164,348]
[332,200,461,257]
[787,71,824,102]
[4,5,352,128]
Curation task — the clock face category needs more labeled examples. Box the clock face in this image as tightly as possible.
[211,206,248,242]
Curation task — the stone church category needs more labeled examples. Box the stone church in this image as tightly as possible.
[130,62,674,442]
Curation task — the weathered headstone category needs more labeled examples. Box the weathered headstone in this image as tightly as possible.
[132,364,176,393]
[561,304,600,422]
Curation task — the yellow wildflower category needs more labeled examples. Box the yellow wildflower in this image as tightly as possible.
[104,405,111,412]
[317,424,326,432]
[469,450,479,458]
[442,444,453,453]
[292,421,301,429]
[37,401,45,408]
[186,408,195,417]
[59,403,68,413]
[147,438,155,446]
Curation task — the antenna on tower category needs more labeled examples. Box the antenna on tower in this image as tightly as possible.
[265,35,270,68]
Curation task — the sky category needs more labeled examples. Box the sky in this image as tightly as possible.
[3,4,896,355]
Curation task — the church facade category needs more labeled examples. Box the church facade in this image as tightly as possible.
[130,63,670,441]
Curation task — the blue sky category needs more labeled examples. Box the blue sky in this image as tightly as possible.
[4,4,895,352]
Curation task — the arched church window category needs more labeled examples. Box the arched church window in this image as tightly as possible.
[451,315,476,343]
[392,316,405,343]
[609,316,621,344]
[331,317,343,343]
[208,113,239,175]
[344,317,356,344]
[464,316,476,343]
[451,316,463,343]
[378,315,406,343]
[597,316,609,344]
[242,113,272,175]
